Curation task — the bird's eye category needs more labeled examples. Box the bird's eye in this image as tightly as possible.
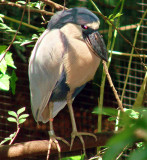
[81,25,88,29]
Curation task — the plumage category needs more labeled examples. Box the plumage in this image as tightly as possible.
[28,7,108,154]
[47,7,99,30]
[29,29,66,122]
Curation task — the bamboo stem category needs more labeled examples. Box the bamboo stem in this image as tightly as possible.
[98,25,113,133]
[0,14,39,30]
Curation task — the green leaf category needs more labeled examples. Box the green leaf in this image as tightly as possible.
[8,111,17,118]
[93,107,117,117]
[0,54,7,74]
[5,29,17,33]
[108,117,116,121]
[20,40,33,46]
[18,118,26,124]
[0,132,16,145]
[0,14,4,18]
[17,1,26,5]
[0,17,3,23]
[133,72,147,109]
[61,155,84,160]
[5,52,16,69]
[0,23,12,30]
[136,142,144,148]
[7,117,17,123]
[103,128,135,160]
[114,13,123,19]
[32,34,38,40]
[0,45,7,52]
[0,74,10,90]
[129,146,147,160]
[108,14,113,19]
[124,109,139,119]
[34,2,42,9]
[5,137,12,140]
[0,138,11,145]
[17,107,26,115]
[19,114,29,120]
[10,133,16,138]
[13,41,21,44]
[10,70,18,95]
[38,27,45,33]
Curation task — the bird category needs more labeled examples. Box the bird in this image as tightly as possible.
[28,7,108,154]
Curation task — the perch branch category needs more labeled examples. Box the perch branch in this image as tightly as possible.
[102,61,124,112]
[0,132,113,159]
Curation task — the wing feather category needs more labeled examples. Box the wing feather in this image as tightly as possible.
[29,29,66,122]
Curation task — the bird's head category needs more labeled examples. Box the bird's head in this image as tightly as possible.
[47,7,108,62]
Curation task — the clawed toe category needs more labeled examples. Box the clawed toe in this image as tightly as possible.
[55,136,70,146]
[46,133,70,160]
[70,131,97,155]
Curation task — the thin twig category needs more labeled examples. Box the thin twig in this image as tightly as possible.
[0,1,26,62]
[40,0,68,10]
[102,61,124,112]
[9,126,20,145]
[115,145,128,160]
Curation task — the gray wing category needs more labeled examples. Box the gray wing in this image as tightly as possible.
[29,29,66,122]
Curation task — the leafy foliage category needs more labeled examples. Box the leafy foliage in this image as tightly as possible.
[0,107,29,145]
[0,16,17,93]
[93,106,147,159]
[103,108,147,160]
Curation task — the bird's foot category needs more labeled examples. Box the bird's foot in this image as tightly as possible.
[70,131,97,155]
[46,130,70,160]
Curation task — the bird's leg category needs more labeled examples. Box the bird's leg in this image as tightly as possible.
[67,92,97,154]
[46,102,69,160]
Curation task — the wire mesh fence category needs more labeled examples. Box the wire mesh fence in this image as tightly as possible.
[0,0,146,159]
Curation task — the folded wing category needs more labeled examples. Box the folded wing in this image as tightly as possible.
[29,29,67,122]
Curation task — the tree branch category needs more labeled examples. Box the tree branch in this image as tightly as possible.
[0,1,54,16]
[0,132,113,159]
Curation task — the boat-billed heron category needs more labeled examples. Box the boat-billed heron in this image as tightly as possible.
[29,7,108,153]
